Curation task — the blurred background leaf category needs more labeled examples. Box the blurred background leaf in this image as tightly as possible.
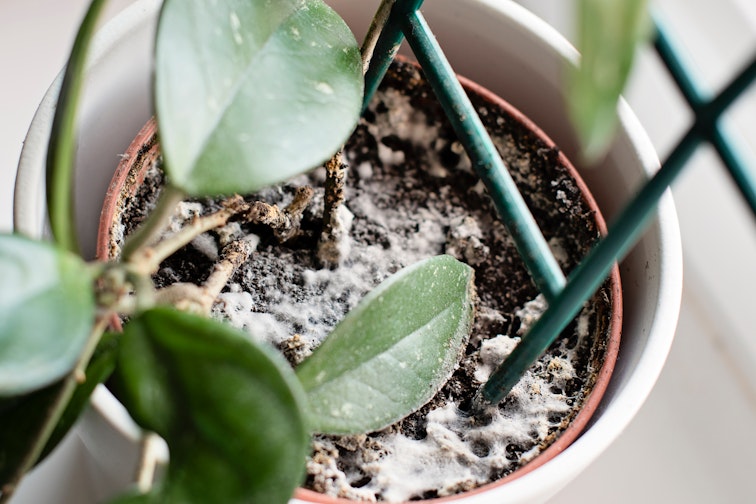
[569,0,651,162]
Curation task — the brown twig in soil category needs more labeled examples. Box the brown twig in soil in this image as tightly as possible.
[317,150,350,267]
[361,0,396,74]
[130,185,317,277]
[154,238,255,315]
[128,195,251,276]
[245,185,314,243]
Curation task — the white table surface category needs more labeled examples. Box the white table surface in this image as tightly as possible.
[3,1,756,502]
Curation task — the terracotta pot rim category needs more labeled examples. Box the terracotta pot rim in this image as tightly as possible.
[96,59,622,503]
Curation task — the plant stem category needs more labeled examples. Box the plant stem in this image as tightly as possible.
[0,315,110,503]
[155,239,254,315]
[125,188,312,307]
[202,240,253,304]
[313,1,395,268]
[361,0,396,75]
[46,0,108,254]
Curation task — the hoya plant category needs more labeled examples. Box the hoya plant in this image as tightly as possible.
[0,0,647,502]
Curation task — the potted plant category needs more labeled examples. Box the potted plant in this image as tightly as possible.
[5,0,684,504]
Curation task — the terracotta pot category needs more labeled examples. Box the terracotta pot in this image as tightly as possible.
[97,54,622,503]
[14,0,682,502]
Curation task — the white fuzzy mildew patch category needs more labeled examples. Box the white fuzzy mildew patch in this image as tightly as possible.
[169,201,203,232]
[515,295,548,336]
[474,334,520,383]
[190,233,218,261]
[446,215,490,266]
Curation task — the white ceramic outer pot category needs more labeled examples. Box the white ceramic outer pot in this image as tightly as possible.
[14,0,682,503]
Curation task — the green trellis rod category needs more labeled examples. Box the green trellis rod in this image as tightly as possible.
[653,16,756,217]
[364,0,567,303]
[482,18,756,404]
[364,0,756,406]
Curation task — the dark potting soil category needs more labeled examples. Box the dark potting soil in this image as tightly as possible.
[112,60,615,502]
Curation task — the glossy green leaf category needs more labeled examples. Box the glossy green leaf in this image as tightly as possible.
[0,332,118,482]
[0,234,95,396]
[297,255,476,435]
[569,0,650,161]
[155,0,363,196]
[115,308,308,504]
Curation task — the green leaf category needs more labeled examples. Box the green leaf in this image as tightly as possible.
[297,255,476,435]
[155,0,363,196]
[569,0,651,161]
[115,308,308,504]
[0,234,95,396]
[0,332,118,482]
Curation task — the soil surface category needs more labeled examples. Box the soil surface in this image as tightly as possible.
[112,61,615,502]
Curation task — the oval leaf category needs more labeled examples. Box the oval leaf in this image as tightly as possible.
[569,0,650,161]
[297,255,476,435]
[0,234,95,396]
[155,0,363,196]
[115,308,309,504]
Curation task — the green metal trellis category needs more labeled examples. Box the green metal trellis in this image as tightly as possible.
[364,0,756,407]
